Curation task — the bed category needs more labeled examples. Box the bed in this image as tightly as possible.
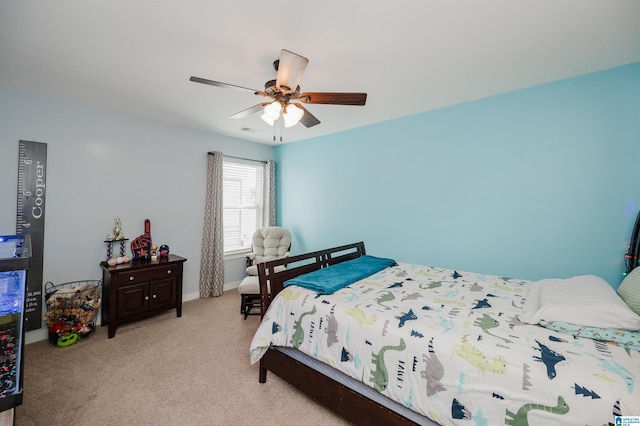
[249,242,640,425]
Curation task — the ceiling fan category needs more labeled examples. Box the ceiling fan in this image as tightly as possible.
[189,49,367,130]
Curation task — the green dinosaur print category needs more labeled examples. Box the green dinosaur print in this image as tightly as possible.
[376,290,395,310]
[290,305,317,349]
[452,334,507,377]
[491,283,523,293]
[473,313,512,343]
[369,338,406,392]
[419,280,442,289]
[346,305,377,326]
[504,396,569,426]
[434,296,466,307]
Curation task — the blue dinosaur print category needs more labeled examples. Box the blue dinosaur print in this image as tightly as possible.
[533,340,565,379]
[472,298,492,309]
[396,308,417,328]
[588,354,635,393]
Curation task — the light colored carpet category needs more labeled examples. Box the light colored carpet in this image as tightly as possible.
[17,290,350,426]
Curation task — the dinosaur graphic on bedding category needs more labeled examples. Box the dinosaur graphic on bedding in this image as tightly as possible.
[369,338,406,391]
[250,262,640,425]
[504,395,570,426]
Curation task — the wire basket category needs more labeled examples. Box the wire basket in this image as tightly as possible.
[44,280,102,347]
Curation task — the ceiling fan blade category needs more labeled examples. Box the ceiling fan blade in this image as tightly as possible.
[275,50,308,95]
[229,103,270,119]
[189,76,259,93]
[295,104,321,128]
[298,92,367,106]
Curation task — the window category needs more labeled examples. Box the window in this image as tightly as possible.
[223,159,264,255]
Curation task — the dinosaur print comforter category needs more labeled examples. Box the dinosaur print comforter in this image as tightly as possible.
[249,262,640,425]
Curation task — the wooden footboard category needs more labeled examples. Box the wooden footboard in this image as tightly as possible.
[255,242,424,425]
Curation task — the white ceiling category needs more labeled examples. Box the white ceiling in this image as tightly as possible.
[1,1,639,145]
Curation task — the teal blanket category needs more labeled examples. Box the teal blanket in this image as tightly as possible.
[284,255,397,294]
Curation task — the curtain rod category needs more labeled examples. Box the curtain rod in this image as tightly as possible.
[208,152,267,164]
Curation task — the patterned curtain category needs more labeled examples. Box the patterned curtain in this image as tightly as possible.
[199,151,224,298]
[263,160,276,227]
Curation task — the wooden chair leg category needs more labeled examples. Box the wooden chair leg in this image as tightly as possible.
[241,295,248,319]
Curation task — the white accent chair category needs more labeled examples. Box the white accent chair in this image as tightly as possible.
[238,226,291,319]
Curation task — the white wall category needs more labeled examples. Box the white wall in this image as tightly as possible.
[0,87,273,342]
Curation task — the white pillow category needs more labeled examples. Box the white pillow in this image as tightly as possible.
[520,275,640,331]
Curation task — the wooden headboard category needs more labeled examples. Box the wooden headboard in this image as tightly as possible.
[256,241,366,318]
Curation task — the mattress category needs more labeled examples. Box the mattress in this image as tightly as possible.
[250,262,640,425]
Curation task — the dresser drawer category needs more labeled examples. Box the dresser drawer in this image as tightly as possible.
[118,264,179,284]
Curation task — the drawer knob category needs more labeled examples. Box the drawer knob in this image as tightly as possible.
[129,276,134,281]
[152,294,157,299]
[145,296,149,301]
[166,269,172,274]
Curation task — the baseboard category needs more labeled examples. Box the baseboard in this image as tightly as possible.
[25,328,49,345]
[224,280,241,292]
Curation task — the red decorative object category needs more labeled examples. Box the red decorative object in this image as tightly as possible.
[131,219,152,260]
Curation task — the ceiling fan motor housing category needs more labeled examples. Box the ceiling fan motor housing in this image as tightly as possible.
[264,79,300,100]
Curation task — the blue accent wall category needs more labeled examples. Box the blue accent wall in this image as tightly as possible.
[275,63,640,288]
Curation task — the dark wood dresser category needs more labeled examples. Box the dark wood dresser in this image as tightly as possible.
[100,254,187,338]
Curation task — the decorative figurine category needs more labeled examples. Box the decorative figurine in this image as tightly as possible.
[159,244,170,258]
[113,217,123,240]
[151,244,158,262]
[106,217,127,260]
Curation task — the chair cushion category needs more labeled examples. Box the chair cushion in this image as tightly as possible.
[245,227,291,275]
[238,276,260,294]
[238,275,271,294]
[251,227,291,264]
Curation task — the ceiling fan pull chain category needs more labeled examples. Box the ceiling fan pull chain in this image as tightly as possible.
[280,118,283,142]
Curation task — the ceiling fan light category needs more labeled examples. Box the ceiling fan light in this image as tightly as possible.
[261,113,275,126]
[263,101,282,121]
[283,104,304,128]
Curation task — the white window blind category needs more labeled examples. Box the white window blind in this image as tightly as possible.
[223,159,264,254]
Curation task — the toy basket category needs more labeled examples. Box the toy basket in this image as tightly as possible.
[44,280,102,347]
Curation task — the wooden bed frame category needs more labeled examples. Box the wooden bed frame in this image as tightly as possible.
[256,242,424,425]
